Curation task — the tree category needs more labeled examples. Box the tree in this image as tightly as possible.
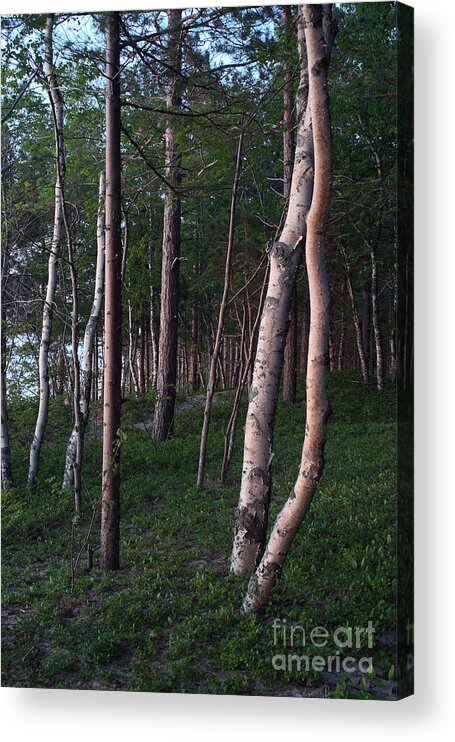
[63,171,105,496]
[231,5,319,576]
[152,9,183,441]
[242,3,334,612]
[100,11,122,570]
[28,14,65,488]
[1,310,13,489]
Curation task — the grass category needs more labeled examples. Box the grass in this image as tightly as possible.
[2,373,399,698]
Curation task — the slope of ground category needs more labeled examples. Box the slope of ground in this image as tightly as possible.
[2,374,398,698]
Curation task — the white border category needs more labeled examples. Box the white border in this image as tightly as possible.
[2,0,455,739]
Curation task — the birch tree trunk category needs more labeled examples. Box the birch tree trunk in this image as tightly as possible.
[242,3,334,612]
[62,171,105,493]
[370,243,384,390]
[28,14,64,488]
[127,292,140,399]
[65,199,83,511]
[1,239,13,489]
[197,131,243,488]
[231,7,318,575]
[101,12,122,570]
[153,9,183,441]
[1,314,13,489]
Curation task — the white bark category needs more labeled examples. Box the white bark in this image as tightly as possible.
[370,244,384,390]
[242,3,334,612]
[63,171,105,490]
[28,14,64,488]
[230,9,314,575]
[1,341,13,489]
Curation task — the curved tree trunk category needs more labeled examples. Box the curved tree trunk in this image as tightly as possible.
[153,9,183,441]
[101,12,122,570]
[242,3,334,612]
[28,14,64,488]
[231,8,316,575]
[63,171,105,494]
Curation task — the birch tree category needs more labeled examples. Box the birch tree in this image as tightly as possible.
[62,171,105,496]
[242,3,334,612]
[231,6,318,575]
[27,14,64,488]
[1,314,13,489]
[1,236,13,489]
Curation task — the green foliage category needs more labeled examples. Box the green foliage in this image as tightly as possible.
[3,375,398,698]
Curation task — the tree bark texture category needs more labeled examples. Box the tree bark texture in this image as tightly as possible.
[63,171,105,493]
[231,7,315,575]
[1,313,13,489]
[153,8,183,441]
[101,12,122,570]
[242,3,334,612]
[28,14,64,488]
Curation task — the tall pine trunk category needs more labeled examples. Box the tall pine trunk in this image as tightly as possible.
[28,14,64,488]
[242,3,334,612]
[153,9,183,441]
[101,12,122,570]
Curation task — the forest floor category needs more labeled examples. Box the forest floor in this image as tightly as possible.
[2,374,400,699]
